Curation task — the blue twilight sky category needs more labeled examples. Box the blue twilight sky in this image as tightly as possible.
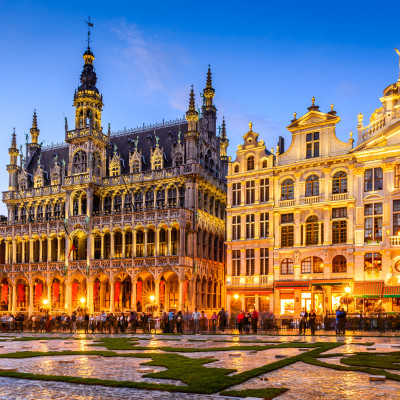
[0,0,399,213]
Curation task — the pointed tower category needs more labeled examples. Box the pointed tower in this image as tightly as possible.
[30,110,40,144]
[201,65,217,136]
[220,117,229,160]
[185,86,199,164]
[72,45,103,132]
[7,129,19,191]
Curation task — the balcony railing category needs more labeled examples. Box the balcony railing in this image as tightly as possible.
[301,195,324,204]
[390,236,400,246]
[279,199,295,207]
[228,276,270,286]
[330,193,348,201]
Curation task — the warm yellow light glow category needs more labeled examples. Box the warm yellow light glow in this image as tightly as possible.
[42,299,49,305]
[80,297,86,304]
[149,295,155,302]
[233,294,239,300]
[345,286,351,294]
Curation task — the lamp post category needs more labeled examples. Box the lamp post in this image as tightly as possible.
[343,286,352,312]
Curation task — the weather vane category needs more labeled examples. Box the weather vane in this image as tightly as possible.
[85,16,93,48]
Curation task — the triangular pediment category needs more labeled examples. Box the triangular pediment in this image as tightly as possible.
[287,111,340,132]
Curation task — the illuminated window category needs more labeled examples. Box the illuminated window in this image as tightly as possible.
[232,216,241,240]
[301,256,323,274]
[305,215,319,245]
[364,203,382,242]
[332,207,347,244]
[395,165,400,188]
[132,160,140,173]
[153,156,162,170]
[306,132,320,158]
[393,200,400,236]
[332,255,347,273]
[364,252,382,272]
[232,250,241,276]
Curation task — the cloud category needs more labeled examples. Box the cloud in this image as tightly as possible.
[111,21,191,96]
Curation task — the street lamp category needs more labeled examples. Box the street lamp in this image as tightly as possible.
[345,286,351,294]
[233,294,239,300]
[150,295,155,302]
[42,299,49,306]
[80,297,86,305]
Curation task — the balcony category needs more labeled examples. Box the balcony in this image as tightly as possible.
[390,236,400,246]
[279,199,295,207]
[228,275,270,286]
[330,193,348,201]
[301,195,324,204]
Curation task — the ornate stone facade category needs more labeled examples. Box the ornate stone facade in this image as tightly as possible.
[0,45,228,315]
[227,64,400,316]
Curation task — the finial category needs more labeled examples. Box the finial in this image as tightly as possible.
[189,85,196,112]
[276,144,280,155]
[113,143,118,155]
[32,110,38,130]
[357,112,363,125]
[134,135,139,149]
[312,96,315,105]
[37,154,42,166]
[221,117,227,140]
[293,112,297,119]
[11,128,17,149]
[331,104,334,111]
[349,131,353,139]
[271,148,274,154]
[85,16,93,49]
[395,48,400,80]
[206,64,212,89]
[249,121,253,132]
[154,130,160,147]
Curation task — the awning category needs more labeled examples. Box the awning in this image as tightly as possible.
[383,286,400,298]
[275,281,310,289]
[352,281,384,298]
[311,280,349,286]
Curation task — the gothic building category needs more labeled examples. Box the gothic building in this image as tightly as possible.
[0,43,228,315]
[226,59,400,316]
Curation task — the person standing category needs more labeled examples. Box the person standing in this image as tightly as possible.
[211,312,218,334]
[251,309,259,333]
[309,309,317,335]
[237,310,244,334]
[299,308,308,335]
[192,308,200,333]
[218,308,227,332]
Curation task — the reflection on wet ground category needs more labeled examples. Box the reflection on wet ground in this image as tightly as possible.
[0,333,400,399]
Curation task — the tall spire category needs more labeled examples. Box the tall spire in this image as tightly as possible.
[30,110,40,144]
[11,127,17,149]
[8,128,19,191]
[203,65,215,109]
[221,117,227,140]
[186,85,198,121]
[219,116,229,161]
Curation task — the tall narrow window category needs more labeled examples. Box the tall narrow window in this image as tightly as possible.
[364,203,382,242]
[232,250,241,276]
[281,213,294,247]
[260,178,269,202]
[260,212,269,238]
[246,214,255,239]
[147,230,155,256]
[114,232,122,258]
[395,165,400,188]
[232,216,241,240]
[281,179,294,200]
[260,248,269,275]
[94,235,101,259]
[124,193,132,212]
[136,231,144,257]
[364,168,383,191]
[306,132,320,158]
[114,194,122,213]
[246,181,255,204]
[332,171,347,194]
[246,249,255,275]
[125,231,132,257]
[247,156,255,171]
[167,187,177,207]
[393,200,400,236]
[332,207,347,244]
[305,175,319,197]
[305,215,319,245]
[232,183,241,206]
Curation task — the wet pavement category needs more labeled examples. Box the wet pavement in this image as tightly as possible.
[0,332,399,399]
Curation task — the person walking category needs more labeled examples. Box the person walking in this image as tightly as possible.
[176,311,184,333]
[309,309,317,335]
[192,308,200,333]
[211,312,218,334]
[84,313,89,333]
[251,309,259,333]
[299,308,308,335]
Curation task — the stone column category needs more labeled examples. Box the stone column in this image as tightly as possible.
[110,231,115,259]
[12,284,17,314]
[122,231,126,258]
[39,239,43,262]
[294,211,301,246]
[133,230,137,257]
[100,233,104,259]
[47,237,52,262]
[66,280,72,315]
[5,242,9,265]
[88,281,94,314]
[12,240,16,264]
[179,279,185,310]
[99,282,105,311]
[110,281,115,313]
[179,227,185,256]
[155,279,160,310]
[302,224,306,246]
[318,222,322,245]
[131,281,137,310]
[144,229,148,257]
[167,227,172,256]
[29,282,34,314]
[29,239,34,263]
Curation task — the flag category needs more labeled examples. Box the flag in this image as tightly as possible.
[68,241,75,260]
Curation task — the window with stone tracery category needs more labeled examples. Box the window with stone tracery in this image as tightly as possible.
[73,150,87,174]
[153,156,162,170]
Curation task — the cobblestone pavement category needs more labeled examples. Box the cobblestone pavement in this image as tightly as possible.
[0,333,399,399]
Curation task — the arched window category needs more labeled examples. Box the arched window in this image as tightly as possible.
[156,188,165,208]
[81,193,87,215]
[20,207,26,223]
[159,229,167,256]
[94,234,101,259]
[281,258,293,275]
[28,206,35,223]
[179,186,185,207]
[332,255,347,273]
[145,189,154,209]
[281,179,294,200]
[45,203,52,221]
[305,175,319,197]
[125,231,132,257]
[167,187,177,207]
[36,204,43,221]
[234,164,239,173]
[305,215,319,245]
[147,229,155,256]
[247,155,255,171]
[171,228,178,255]
[262,159,268,168]
[134,190,143,211]
[73,195,79,216]
[104,195,112,214]
[104,233,111,258]
[136,230,144,257]
[73,150,87,174]
[124,193,132,212]
[301,256,324,274]
[114,231,122,258]
[332,171,347,194]
[53,201,61,219]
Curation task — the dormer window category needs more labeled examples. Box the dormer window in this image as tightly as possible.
[175,153,183,167]
[153,156,162,170]
[132,160,140,173]
[247,156,255,171]
[110,164,119,177]
[306,132,320,158]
